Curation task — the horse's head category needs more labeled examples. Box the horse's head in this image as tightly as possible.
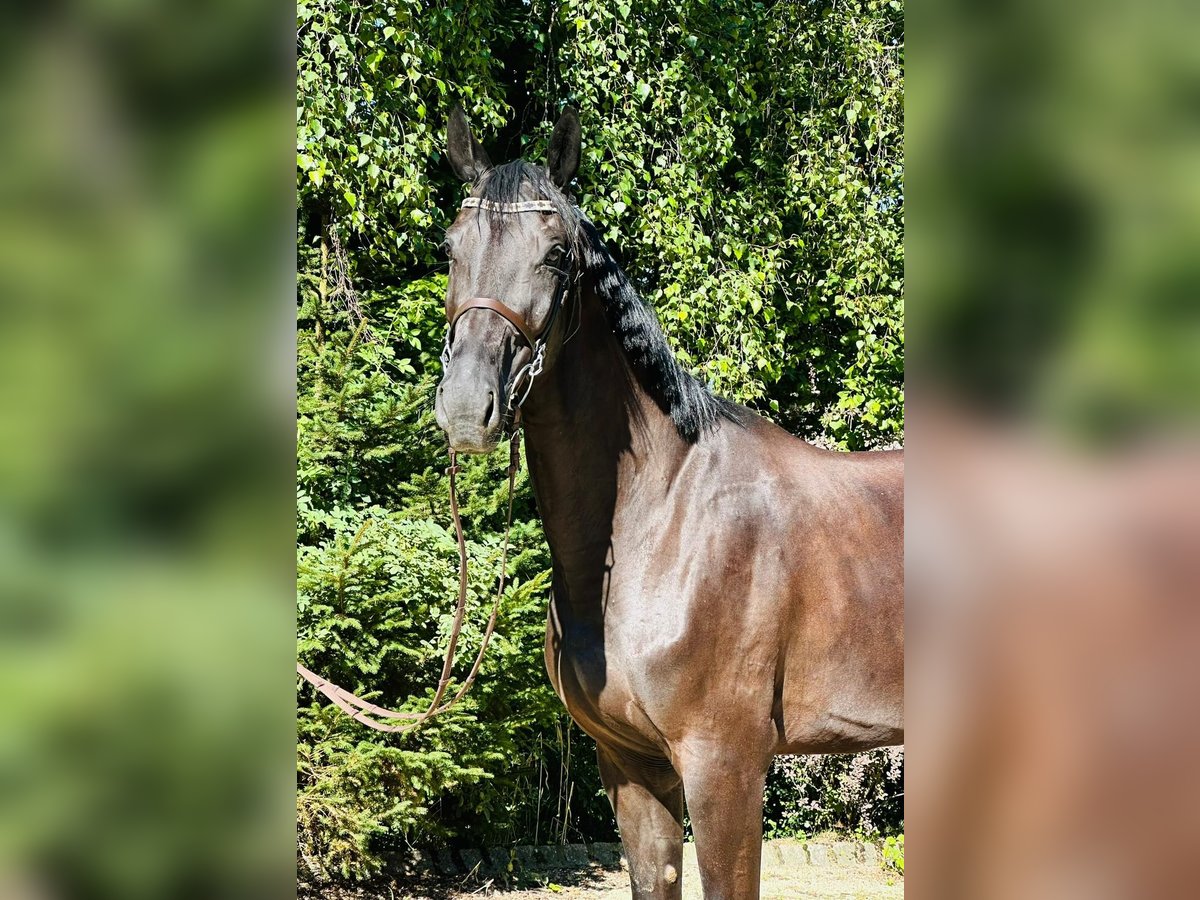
[434,106,582,454]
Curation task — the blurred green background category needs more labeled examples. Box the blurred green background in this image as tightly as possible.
[906,0,1200,893]
[0,1,294,899]
[908,0,1200,438]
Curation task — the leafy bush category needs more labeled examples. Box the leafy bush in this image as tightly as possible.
[296,231,616,882]
[297,0,903,881]
[762,749,904,840]
[883,834,905,874]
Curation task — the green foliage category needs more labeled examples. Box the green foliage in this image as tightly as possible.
[297,0,522,262]
[762,749,904,839]
[296,222,614,882]
[554,0,903,445]
[883,834,905,875]
[297,0,903,882]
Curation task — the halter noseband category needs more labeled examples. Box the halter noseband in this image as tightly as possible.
[441,197,574,413]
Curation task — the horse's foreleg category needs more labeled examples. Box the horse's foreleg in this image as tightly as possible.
[680,745,769,900]
[597,744,684,900]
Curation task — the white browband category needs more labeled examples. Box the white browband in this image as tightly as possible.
[461,197,559,213]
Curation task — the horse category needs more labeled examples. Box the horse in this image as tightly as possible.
[434,106,904,900]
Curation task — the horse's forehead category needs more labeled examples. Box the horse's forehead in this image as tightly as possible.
[450,207,562,253]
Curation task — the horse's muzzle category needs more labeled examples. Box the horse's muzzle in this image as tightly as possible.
[435,367,507,454]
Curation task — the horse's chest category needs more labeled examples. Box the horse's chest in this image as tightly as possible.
[544,596,689,750]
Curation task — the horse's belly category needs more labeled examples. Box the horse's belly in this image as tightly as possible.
[778,708,903,754]
[775,558,904,753]
[777,659,904,753]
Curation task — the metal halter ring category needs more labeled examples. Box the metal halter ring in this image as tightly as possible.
[508,340,547,411]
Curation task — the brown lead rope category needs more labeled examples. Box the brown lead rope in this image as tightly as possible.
[296,431,522,734]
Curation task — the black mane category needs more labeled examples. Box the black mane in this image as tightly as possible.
[474,160,746,443]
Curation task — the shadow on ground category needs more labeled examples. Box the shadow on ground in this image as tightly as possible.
[299,860,621,900]
[299,839,903,900]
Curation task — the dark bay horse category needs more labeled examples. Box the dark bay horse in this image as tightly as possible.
[434,107,904,900]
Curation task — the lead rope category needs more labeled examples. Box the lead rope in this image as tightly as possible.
[296,429,522,734]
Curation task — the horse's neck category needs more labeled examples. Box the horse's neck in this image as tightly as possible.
[519,282,682,625]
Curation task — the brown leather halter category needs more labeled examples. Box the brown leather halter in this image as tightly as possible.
[441,197,574,417]
[297,197,574,733]
[449,296,539,348]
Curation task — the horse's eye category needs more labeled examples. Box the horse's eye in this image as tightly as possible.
[543,246,566,269]
[439,240,453,260]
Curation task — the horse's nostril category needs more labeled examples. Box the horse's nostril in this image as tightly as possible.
[482,391,495,427]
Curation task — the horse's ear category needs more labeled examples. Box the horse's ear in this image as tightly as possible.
[447,105,492,183]
[546,106,581,188]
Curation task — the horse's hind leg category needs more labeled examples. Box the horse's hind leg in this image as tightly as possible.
[597,744,684,900]
[680,745,769,900]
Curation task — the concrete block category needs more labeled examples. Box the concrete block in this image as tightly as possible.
[513,845,536,870]
[487,846,515,874]
[776,841,809,867]
[563,844,589,867]
[589,842,622,867]
[459,848,485,876]
[832,841,859,864]
[407,848,433,875]
[434,848,458,875]
[535,844,566,869]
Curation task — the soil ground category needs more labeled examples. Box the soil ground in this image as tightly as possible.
[302,841,903,900]
[448,860,903,899]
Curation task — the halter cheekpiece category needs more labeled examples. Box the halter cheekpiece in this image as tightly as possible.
[442,197,574,415]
